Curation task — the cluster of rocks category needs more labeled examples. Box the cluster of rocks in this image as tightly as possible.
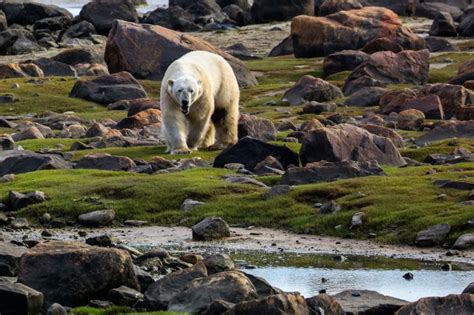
[1,236,473,314]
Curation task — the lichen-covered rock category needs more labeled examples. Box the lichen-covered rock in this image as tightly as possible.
[395,294,474,315]
[251,0,314,23]
[192,217,231,241]
[282,75,343,105]
[291,7,424,58]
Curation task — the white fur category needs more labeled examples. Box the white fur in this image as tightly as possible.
[160,51,240,154]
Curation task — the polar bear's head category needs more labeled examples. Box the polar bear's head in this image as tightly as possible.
[167,76,203,115]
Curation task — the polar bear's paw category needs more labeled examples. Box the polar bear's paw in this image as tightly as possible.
[171,147,192,155]
[208,143,231,151]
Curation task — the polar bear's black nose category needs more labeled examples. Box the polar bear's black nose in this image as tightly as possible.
[182,100,189,106]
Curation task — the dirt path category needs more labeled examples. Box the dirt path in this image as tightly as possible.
[4,225,473,265]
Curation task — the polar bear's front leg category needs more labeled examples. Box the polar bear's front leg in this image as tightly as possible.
[163,110,192,155]
[187,111,212,150]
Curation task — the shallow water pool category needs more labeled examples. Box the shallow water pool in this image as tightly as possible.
[245,266,474,302]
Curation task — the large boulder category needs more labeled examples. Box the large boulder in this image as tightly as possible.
[323,50,369,77]
[144,261,208,310]
[0,2,72,25]
[417,83,470,119]
[415,223,451,247]
[18,241,139,307]
[226,293,310,314]
[344,86,387,107]
[415,120,474,146]
[380,91,444,120]
[281,160,385,185]
[238,114,277,142]
[0,28,42,55]
[192,217,231,241]
[142,6,201,32]
[397,109,425,130]
[0,242,29,277]
[76,153,136,171]
[395,294,474,315]
[79,0,139,35]
[29,58,77,77]
[0,150,72,176]
[168,271,258,313]
[459,10,474,37]
[115,108,161,130]
[306,294,345,315]
[291,7,424,58]
[70,71,148,105]
[282,75,343,105]
[0,63,43,79]
[361,124,404,148]
[169,0,228,25]
[300,124,405,167]
[0,282,43,315]
[334,290,408,315]
[343,49,430,95]
[453,233,474,250]
[429,12,457,37]
[105,20,257,88]
[415,2,464,20]
[214,137,300,171]
[251,0,314,23]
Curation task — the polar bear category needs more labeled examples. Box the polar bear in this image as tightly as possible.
[160,50,240,154]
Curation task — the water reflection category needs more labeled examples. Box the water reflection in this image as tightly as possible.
[246,267,474,301]
[31,0,169,15]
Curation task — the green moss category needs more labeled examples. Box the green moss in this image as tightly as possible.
[402,138,474,162]
[18,138,83,152]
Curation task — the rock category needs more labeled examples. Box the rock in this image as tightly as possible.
[105,20,257,88]
[144,261,208,310]
[29,58,77,77]
[170,0,228,25]
[0,242,29,277]
[78,209,116,227]
[238,114,277,142]
[225,43,260,61]
[52,47,104,66]
[59,124,87,138]
[76,153,136,171]
[380,92,444,120]
[254,156,285,175]
[323,50,369,77]
[300,124,405,167]
[415,1,464,20]
[0,2,72,25]
[108,285,144,307]
[425,36,459,52]
[425,147,474,165]
[79,0,138,35]
[282,160,385,185]
[319,0,362,16]
[60,20,96,42]
[0,28,42,55]
[453,233,474,250]
[214,137,299,171]
[86,122,109,138]
[12,126,44,141]
[361,37,403,55]
[415,121,474,146]
[168,271,258,313]
[291,7,424,58]
[18,241,138,307]
[8,190,46,211]
[227,293,310,314]
[360,124,404,148]
[398,109,425,130]
[192,217,231,241]
[142,6,201,32]
[282,75,343,105]
[0,134,15,151]
[47,303,67,315]
[343,50,430,95]
[181,199,205,211]
[85,234,115,247]
[459,10,474,37]
[418,83,470,119]
[344,87,386,107]
[416,223,451,247]
[122,98,160,116]
[459,59,474,76]
[350,212,364,229]
[224,175,268,188]
[203,253,235,274]
[462,283,474,294]
[116,108,161,130]
[0,63,43,79]
[70,71,148,105]
[269,36,293,57]
[334,290,408,315]
[302,102,337,114]
[0,150,72,176]
[9,217,29,229]
[0,282,44,315]
[223,5,253,27]
[264,185,291,200]
[306,294,345,315]
[395,294,474,315]
[430,12,457,37]
[251,0,314,23]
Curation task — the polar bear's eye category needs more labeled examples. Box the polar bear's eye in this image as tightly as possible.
[190,89,195,94]
[178,89,183,93]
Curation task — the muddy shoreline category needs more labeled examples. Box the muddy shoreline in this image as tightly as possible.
[5,225,473,266]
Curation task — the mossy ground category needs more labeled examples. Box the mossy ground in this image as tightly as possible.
[1,53,473,246]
